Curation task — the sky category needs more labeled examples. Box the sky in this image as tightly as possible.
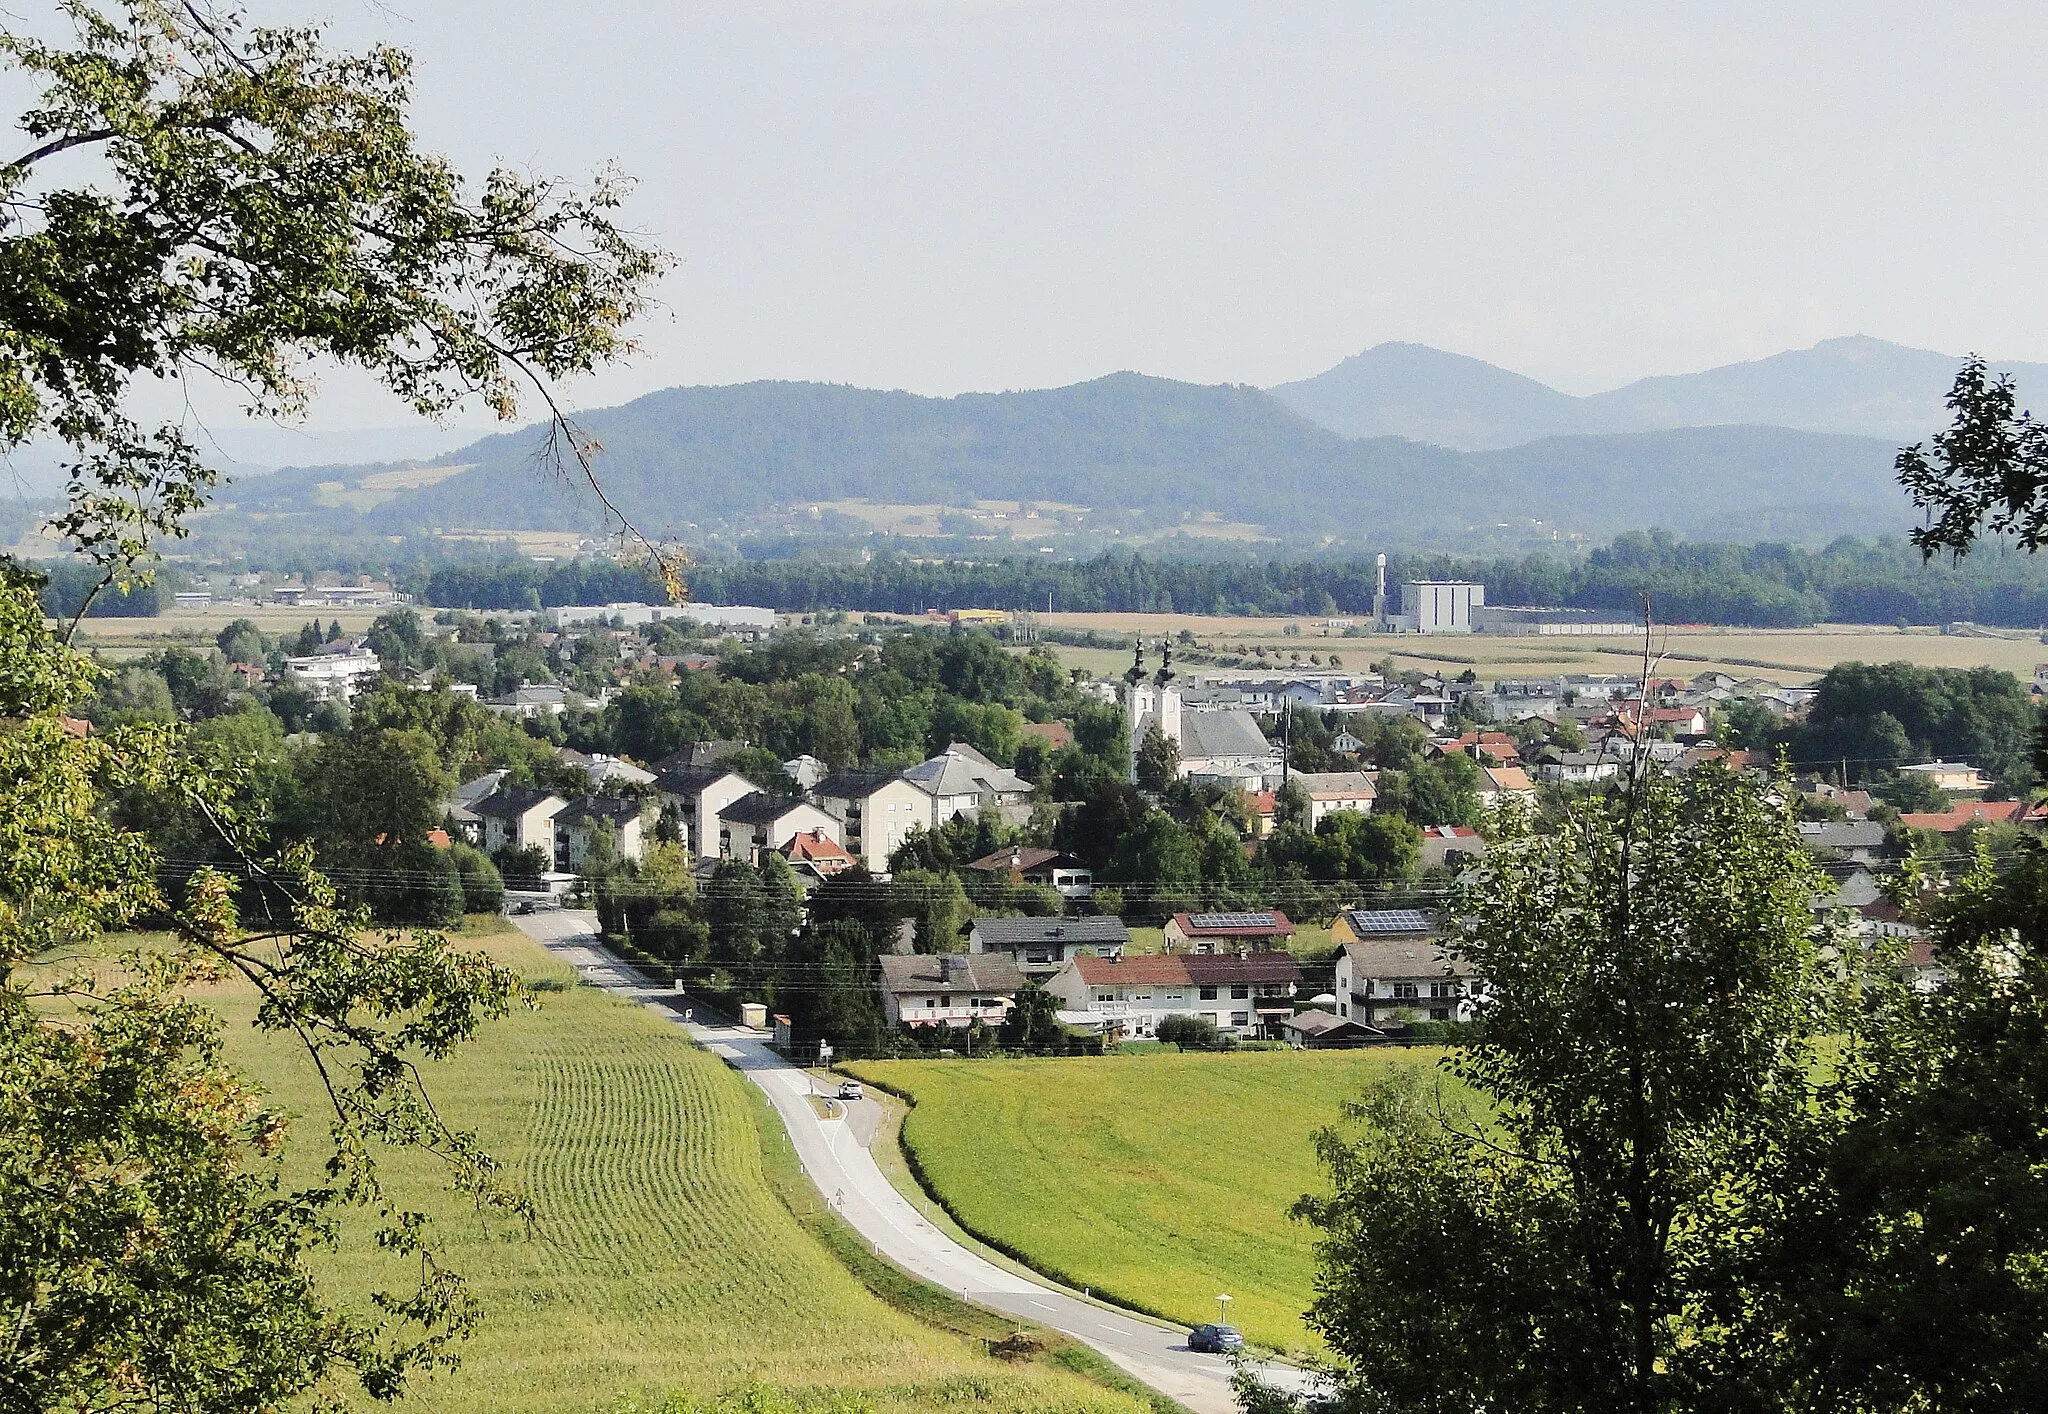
[28,0,2048,445]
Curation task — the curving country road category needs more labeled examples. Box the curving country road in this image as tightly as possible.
[512,909,1312,1414]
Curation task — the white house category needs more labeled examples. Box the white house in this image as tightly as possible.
[553,796,651,870]
[715,791,841,864]
[1289,771,1378,827]
[470,784,569,867]
[283,645,382,702]
[1045,951,1300,1039]
[815,768,933,873]
[901,743,1036,828]
[877,953,1025,1029]
[655,763,758,860]
[1335,937,1483,1025]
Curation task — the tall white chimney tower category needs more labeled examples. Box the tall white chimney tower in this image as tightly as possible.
[1373,553,1387,628]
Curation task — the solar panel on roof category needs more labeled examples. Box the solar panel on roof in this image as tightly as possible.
[1349,909,1435,933]
[1189,911,1280,929]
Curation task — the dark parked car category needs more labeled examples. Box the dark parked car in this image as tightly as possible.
[1188,1323,1243,1353]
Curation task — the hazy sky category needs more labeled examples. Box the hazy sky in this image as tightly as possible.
[54,2,2048,433]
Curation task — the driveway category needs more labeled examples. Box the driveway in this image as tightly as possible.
[511,909,1313,1414]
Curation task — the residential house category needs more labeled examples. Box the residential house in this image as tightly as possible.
[1898,800,2026,833]
[1046,951,1301,1039]
[1329,908,1438,948]
[1290,771,1378,827]
[1162,910,1296,953]
[482,683,577,719]
[1020,721,1074,751]
[1418,824,1487,871]
[558,749,657,789]
[1335,936,1482,1025]
[471,785,569,868]
[966,915,1130,976]
[1796,779,1876,818]
[1535,747,1621,784]
[963,845,1095,899]
[902,743,1036,828]
[1899,761,1988,794]
[1329,728,1364,755]
[1476,760,1537,809]
[815,768,933,874]
[878,953,1026,1029]
[1283,1009,1387,1048]
[654,763,758,859]
[783,828,855,878]
[554,797,650,870]
[716,792,841,864]
[283,644,382,702]
[444,769,509,844]
[1798,819,1888,865]
[782,754,828,791]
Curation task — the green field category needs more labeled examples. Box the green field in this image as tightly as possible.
[844,1050,1458,1353]
[200,931,1151,1414]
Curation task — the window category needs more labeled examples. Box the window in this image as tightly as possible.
[1392,983,1418,1000]
[1199,986,1218,1001]
[1231,1011,1251,1028]
[1025,949,1052,965]
[1231,984,1250,1000]
[1429,981,1459,998]
[1133,991,1152,1002]
[1430,1007,1450,1022]
[1163,990,1185,1001]
[924,998,937,1009]
[1096,990,1115,1002]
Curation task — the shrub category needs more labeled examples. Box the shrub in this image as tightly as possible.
[1157,1013,1221,1051]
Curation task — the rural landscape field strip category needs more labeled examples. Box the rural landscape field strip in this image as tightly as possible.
[209,933,1149,1414]
[847,1050,1456,1352]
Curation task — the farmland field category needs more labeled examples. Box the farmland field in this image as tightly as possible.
[198,930,1149,1414]
[1019,613,2048,685]
[844,1050,1459,1353]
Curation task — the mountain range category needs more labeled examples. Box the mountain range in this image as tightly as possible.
[218,336,2020,549]
[1266,335,2048,450]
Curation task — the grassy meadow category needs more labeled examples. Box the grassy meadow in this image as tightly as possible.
[190,929,1151,1414]
[844,1050,1460,1353]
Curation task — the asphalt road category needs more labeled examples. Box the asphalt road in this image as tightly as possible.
[511,909,1314,1414]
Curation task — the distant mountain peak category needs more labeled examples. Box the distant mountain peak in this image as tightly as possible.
[1270,335,2048,449]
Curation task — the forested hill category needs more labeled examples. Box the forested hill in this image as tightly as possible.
[234,374,1915,546]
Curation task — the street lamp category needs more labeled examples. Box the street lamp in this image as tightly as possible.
[1216,1293,1232,1327]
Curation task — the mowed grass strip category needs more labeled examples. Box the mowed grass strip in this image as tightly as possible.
[204,932,1148,1414]
[846,1051,1458,1353]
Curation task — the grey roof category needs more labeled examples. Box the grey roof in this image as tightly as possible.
[902,745,1033,798]
[1342,937,1474,980]
[1292,771,1377,797]
[718,790,812,826]
[815,767,907,801]
[878,953,1027,995]
[969,916,1131,948]
[469,784,565,820]
[1799,820,1888,850]
[558,796,644,826]
[1175,710,1273,761]
[655,763,750,795]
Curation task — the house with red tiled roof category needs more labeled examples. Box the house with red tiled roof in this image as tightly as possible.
[1045,950,1300,1039]
[1162,909,1296,953]
[1899,800,2026,833]
[782,828,855,877]
[1019,720,1073,750]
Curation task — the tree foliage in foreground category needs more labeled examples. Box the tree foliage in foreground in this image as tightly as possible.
[1294,767,1850,1413]
[0,2,663,1407]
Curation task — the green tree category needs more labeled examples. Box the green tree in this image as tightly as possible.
[216,617,266,665]
[0,0,666,1393]
[88,662,176,725]
[1134,723,1180,792]
[1295,764,1849,1414]
[999,980,1063,1051]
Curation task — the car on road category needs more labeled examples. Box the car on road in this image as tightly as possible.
[1188,1324,1243,1354]
[837,1080,864,1101]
